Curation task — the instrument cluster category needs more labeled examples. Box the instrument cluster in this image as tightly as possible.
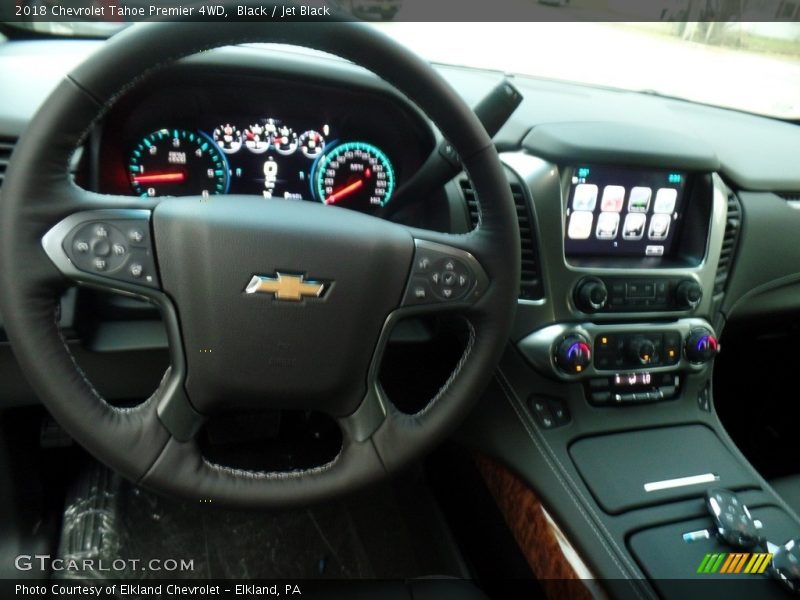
[127,116,395,214]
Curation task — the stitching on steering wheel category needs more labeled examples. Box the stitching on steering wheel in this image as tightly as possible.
[413,318,476,419]
[202,447,342,480]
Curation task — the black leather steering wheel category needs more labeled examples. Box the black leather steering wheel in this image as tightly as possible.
[0,19,519,507]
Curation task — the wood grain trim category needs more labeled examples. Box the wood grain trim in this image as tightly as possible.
[476,455,605,600]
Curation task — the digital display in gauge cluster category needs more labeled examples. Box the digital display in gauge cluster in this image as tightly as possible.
[126,116,395,214]
[564,165,687,258]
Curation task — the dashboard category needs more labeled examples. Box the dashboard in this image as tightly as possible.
[1,40,800,400]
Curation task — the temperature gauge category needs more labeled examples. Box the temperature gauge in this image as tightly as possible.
[299,130,326,159]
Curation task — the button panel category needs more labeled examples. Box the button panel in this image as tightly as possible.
[528,395,571,429]
[402,240,487,307]
[63,218,159,288]
[586,372,680,406]
[594,330,682,370]
[584,277,700,312]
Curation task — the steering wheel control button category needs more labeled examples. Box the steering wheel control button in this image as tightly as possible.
[56,215,160,289]
[91,239,111,257]
[402,240,489,307]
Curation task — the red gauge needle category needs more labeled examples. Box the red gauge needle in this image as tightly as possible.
[132,172,185,184]
[326,179,364,205]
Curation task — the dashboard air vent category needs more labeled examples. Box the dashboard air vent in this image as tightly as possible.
[0,138,15,189]
[460,179,545,300]
[714,193,742,295]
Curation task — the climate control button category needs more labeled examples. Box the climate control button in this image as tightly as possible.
[627,337,657,365]
[685,328,718,364]
[555,334,592,374]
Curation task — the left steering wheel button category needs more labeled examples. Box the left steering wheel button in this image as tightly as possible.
[92,239,111,257]
[404,276,434,306]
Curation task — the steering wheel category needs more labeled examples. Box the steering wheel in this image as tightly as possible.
[0,19,519,507]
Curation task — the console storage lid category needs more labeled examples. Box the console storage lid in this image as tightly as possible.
[569,424,757,514]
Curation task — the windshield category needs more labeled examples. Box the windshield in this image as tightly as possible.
[374,22,800,120]
[6,20,799,119]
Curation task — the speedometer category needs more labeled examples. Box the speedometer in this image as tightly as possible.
[128,128,229,198]
[314,142,395,211]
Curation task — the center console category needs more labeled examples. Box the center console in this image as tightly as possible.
[457,127,800,598]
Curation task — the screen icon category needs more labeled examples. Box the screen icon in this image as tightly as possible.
[568,211,594,240]
[596,212,620,240]
[572,184,598,211]
[648,214,671,240]
[646,245,665,256]
[622,213,646,240]
[628,187,652,213]
[600,185,625,212]
[654,188,678,214]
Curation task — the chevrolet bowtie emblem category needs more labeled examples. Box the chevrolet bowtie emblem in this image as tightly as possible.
[245,273,325,301]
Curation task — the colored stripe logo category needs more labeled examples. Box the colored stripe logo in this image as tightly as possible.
[696,553,772,574]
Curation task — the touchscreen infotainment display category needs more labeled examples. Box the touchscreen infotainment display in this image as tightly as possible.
[564,165,687,258]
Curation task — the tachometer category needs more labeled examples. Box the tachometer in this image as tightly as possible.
[128,129,229,197]
[314,142,395,211]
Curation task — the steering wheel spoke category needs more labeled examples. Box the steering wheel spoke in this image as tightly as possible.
[399,234,490,316]
[42,208,161,296]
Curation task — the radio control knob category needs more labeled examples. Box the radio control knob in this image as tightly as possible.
[554,334,592,374]
[676,280,703,309]
[628,337,657,365]
[575,278,608,313]
[685,328,718,364]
